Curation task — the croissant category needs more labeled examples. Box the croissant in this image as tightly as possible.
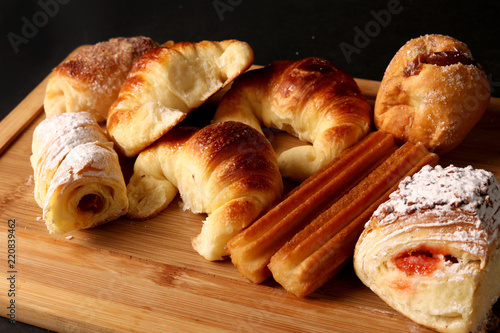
[127,121,283,261]
[44,36,159,122]
[30,112,129,234]
[354,165,500,333]
[107,40,254,157]
[212,57,372,182]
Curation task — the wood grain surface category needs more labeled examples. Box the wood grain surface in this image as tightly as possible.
[0,73,499,333]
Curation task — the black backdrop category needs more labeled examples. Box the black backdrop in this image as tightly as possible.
[0,0,499,331]
[1,0,499,119]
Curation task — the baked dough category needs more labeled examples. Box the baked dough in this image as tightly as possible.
[44,36,159,122]
[374,34,490,155]
[213,57,372,182]
[31,112,129,234]
[107,40,254,157]
[127,121,283,261]
[354,165,500,333]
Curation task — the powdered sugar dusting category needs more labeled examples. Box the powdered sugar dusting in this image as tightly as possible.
[31,112,123,210]
[373,165,500,245]
[41,126,109,175]
[31,112,111,201]
[44,141,121,204]
[33,112,97,153]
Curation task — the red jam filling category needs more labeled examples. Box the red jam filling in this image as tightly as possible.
[77,194,104,214]
[390,278,413,294]
[404,51,477,77]
[393,246,457,276]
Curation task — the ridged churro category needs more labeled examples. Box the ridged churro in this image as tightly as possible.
[225,131,398,283]
[268,141,439,297]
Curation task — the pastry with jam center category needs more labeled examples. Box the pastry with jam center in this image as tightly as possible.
[374,34,490,155]
[354,164,500,333]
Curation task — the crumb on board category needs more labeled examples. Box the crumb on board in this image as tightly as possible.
[26,175,34,186]
[65,236,74,240]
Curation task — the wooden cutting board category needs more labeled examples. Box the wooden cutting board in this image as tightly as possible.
[1,69,499,333]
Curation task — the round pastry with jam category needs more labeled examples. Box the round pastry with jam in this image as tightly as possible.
[374,34,490,155]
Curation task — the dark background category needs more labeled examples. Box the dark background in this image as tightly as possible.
[1,0,499,121]
[0,0,499,331]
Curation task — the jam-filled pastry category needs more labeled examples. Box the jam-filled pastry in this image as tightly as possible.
[212,57,372,182]
[374,34,490,155]
[107,40,254,157]
[126,121,283,261]
[31,112,129,234]
[354,165,500,333]
[44,36,159,123]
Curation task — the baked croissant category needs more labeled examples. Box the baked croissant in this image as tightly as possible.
[107,39,254,157]
[31,112,129,234]
[127,121,283,261]
[44,36,159,122]
[354,165,500,333]
[212,57,372,182]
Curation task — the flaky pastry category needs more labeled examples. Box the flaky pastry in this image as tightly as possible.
[44,36,159,122]
[374,34,490,154]
[354,165,500,333]
[107,40,254,157]
[31,112,128,234]
[127,121,283,261]
[213,57,372,182]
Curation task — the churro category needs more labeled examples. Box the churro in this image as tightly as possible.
[268,141,439,297]
[225,131,398,283]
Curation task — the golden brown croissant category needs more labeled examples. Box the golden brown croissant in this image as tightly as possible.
[213,57,372,182]
[127,121,283,261]
[30,112,129,234]
[354,165,500,333]
[374,34,490,154]
[44,36,159,122]
[107,40,254,157]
